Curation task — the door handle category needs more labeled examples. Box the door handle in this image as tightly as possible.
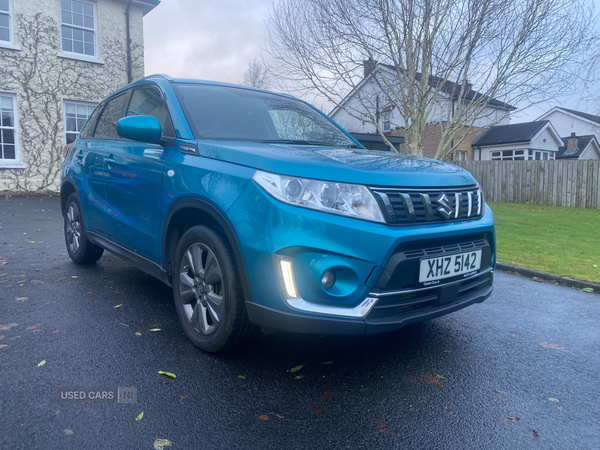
[105,156,116,165]
[76,150,84,161]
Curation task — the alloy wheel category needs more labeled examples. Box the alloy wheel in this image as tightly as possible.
[179,242,224,335]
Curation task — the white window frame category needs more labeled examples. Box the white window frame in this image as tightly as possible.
[490,150,526,161]
[530,150,554,161]
[455,151,467,161]
[63,100,97,144]
[0,0,20,51]
[382,111,391,132]
[57,0,104,65]
[0,92,24,168]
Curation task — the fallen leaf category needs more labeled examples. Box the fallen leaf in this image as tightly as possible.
[114,290,120,294]
[135,412,144,421]
[320,393,333,400]
[377,425,394,434]
[421,375,444,387]
[0,344,7,349]
[0,323,18,331]
[290,365,305,373]
[27,324,42,333]
[149,328,161,332]
[53,329,61,334]
[71,276,78,278]
[16,297,27,302]
[63,429,74,435]
[444,350,451,353]
[114,304,122,308]
[320,361,334,365]
[119,323,129,327]
[87,291,94,295]
[532,430,545,440]
[259,414,269,420]
[581,287,594,293]
[294,375,304,380]
[548,398,559,402]
[135,332,141,336]
[276,414,284,418]
[442,409,454,415]
[180,395,188,403]
[436,374,445,379]
[158,371,176,378]
[51,410,60,419]
[238,375,246,379]
[499,416,519,422]
[58,276,67,281]
[531,277,544,283]
[153,438,173,449]
[38,360,46,367]
[539,342,565,351]
[307,395,325,417]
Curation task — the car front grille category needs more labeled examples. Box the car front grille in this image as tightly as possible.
[371,185,483,225]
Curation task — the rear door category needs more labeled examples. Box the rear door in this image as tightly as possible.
[103,85,176,263]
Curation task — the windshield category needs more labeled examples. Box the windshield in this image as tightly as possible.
[174,84,357,147]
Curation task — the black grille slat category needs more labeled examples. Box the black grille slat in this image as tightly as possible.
[375,186,483,226]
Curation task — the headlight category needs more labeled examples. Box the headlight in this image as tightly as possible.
[252,170,386,223]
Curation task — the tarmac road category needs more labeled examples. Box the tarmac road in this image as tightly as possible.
[1,196,599,449]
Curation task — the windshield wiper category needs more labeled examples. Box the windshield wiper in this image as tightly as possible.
[260,139,332,146]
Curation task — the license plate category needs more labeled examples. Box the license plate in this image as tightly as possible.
[419,250,482,285]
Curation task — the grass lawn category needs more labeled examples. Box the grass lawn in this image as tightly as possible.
[489,202,600,284]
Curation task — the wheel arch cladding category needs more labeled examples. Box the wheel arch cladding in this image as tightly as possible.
[60,178,77,216]
[162,198,254,302]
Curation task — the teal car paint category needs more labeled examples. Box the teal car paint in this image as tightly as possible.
[60,75,495,352]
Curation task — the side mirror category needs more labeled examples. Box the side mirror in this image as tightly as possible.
[117,116,162,143]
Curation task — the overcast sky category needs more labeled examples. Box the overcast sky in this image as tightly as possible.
[143,0,599,124]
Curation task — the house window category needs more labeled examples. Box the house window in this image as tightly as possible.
[382,112,391,132]
[0,0,12,43]
[60,0,96,57]
[0,94,17,162]
[64,101,97,144]
[455,151,467,161]
[490,150,525,161]
[531,150,553,161]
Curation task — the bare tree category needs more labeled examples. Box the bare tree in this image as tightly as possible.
[268,0,598,159]
[241,56,271,89]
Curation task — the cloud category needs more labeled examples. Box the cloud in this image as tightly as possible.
[143,0,271,84]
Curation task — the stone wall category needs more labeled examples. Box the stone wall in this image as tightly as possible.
[0,0,146,192]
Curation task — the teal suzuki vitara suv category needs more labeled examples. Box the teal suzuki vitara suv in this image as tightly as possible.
[60,74,495,352]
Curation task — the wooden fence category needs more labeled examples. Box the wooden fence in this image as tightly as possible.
[453,160,600,209]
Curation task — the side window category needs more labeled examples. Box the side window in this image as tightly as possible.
[79,102,103,139]
[93,93,128,139]
[126,87,174,137]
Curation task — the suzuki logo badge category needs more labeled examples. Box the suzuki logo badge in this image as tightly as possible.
[436,193,461,219]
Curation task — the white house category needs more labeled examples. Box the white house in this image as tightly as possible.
[0,0,159,192]
[471,121,563,161]
[536,107,600,140]
[329,60,514,160]
[556,134,600,160]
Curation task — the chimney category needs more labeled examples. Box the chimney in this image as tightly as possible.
[567,132,578,153]
[363,57,376,78]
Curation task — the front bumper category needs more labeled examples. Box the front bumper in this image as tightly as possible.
[246,269,493,334]
[228,181,496,334]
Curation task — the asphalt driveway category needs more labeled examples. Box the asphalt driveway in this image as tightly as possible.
[0,196,598,449]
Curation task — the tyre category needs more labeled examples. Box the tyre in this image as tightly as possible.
[64,193,104,264]
[172,225,255,352]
